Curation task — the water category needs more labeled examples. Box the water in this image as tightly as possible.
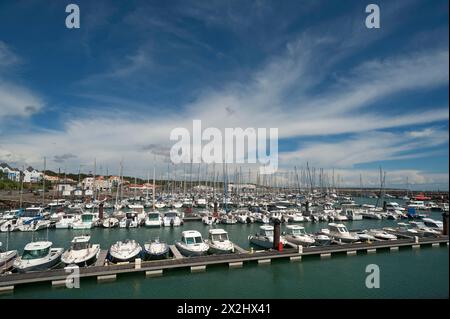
[1,209,448,299]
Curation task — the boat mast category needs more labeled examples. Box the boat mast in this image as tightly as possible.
[152,166,156,211]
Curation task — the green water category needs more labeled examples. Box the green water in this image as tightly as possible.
[1,210,448,299]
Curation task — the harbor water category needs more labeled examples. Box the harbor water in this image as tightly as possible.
[1,208,448,299]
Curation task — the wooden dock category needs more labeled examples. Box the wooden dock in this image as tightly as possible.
[95,250,109,267]
[0,236,447,290]
[169,245,184,259]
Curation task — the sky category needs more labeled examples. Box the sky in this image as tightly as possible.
[0,0,448,190]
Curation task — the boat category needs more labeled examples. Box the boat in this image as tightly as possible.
[313,234,331,246]
[202,215,217,225]
[344,208,363,221]
[144,212,162,227]
[163,211,183,227]
[13,241,63,272]
[326,223,359,243]
[55,214,78,229]
[61,235,100,266]
[72,212,98,229]
[143,239,170,260]
[0,242,18,269]
[355,230,377,242]
[205,229,235,254]
[220,214,237,224]
[108,240,142,263]
[248,225,286,249]
[367,229,397,240]
[18,219,52,232]
[119,212,139,228]
[0,219,21,232]
[102,217,119,228]
[175,230,209,257]
[284,225,315,246]
[422,218,443,231]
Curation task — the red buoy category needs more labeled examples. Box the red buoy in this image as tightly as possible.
[278,242,283,252]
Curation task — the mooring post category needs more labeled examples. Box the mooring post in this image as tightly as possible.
[273,218,281,250]
[98,202,104,220]
[443,212,449,236]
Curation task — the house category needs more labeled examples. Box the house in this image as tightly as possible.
[81,176,112,191]
[0,163,20,182]
[23,167,43,183]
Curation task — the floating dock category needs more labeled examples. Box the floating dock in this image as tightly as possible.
[0,236,447,291]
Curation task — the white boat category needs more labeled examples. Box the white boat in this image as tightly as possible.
[205,229,234,254]
[175,230,209,257]
[196,198,208,208]
[344,208,363,221]
[0,219,21,232]
[72,213,98,229]
[18,219,52,232]
[0,242,18,269]
[220,214,237,224]
[163,211,183,227]
[355,230,377,242]
[367,229,397,240]
[61,236,100,266]
[155,202,166,209]
[326,223,359,243]
[102,217,119,228]
[254,212,270,224]
[422,218,443,231]
[13,241,63,272]
[284,225,315,246]
[108,240,142,263]
[314,234,331,246]
[55,214,78,229]
[248,225,286,249]
[409,221,441,237]
[144,212,162,227]
[144,239,170,260]
[202,215,217,225]
[172,202,183,209]
[119,212,139,228]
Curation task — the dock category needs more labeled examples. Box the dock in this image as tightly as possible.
[95,250,109,267]
[169,245,184,259]
[0,236,447,290]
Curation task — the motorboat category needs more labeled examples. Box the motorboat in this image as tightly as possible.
[175,230,209,257]
[144,212,162,227]
[163,211,183,227]
[72,212,98,229]
[102,217,119,228]
[205,229,235,254]
[344,208,363,221]
[409,221,441,237]
[248,225,286,249]
[367,229,398,240]
[0,242,18,269]
[313,234,331,246]
[254,212,270,224]
[144,239,170,260]
[355,230,377,242]
[0,219,21,232]
[119,212,139,228]
[13,241,63,272]
[326,223,359,243]
[155,202,166,209]
[18,219,52,232]
[283,225,315,246]
[220,214,237,224]
[196,198,208,208]
[202,214,217,225]
[108,239,142,263]
[55,214,78,229]
[422,218,443,231]
[61,236,100,266]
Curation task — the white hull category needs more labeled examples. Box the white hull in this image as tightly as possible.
[175,242,209,257]
[13,248,63,272]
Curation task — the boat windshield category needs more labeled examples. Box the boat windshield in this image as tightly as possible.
[149,213,160,219]
[165,212,178,218]
[338,227,348,233]
[262,230,274,237]
[81,215,93,222]
[211,234,228,242]
[72,242,89,251]
[22,247,50,260]
[291,229,306,236]
[184,236,203,244]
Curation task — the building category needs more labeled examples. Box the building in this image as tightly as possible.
[23,167,43,183]
[81,176,112,192]
[0,163,20,182]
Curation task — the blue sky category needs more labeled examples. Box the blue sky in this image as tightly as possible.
[0,0,448,189]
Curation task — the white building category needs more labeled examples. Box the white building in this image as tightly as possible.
[23,167,43,183]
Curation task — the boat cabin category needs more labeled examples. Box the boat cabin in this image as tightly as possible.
[328,223,350,234]
[285,225,307,236]
[259,225,274,237]
[21,241,52,260]
[181,230,203,245]
[70,236,91,250]
[208,229,229,242]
